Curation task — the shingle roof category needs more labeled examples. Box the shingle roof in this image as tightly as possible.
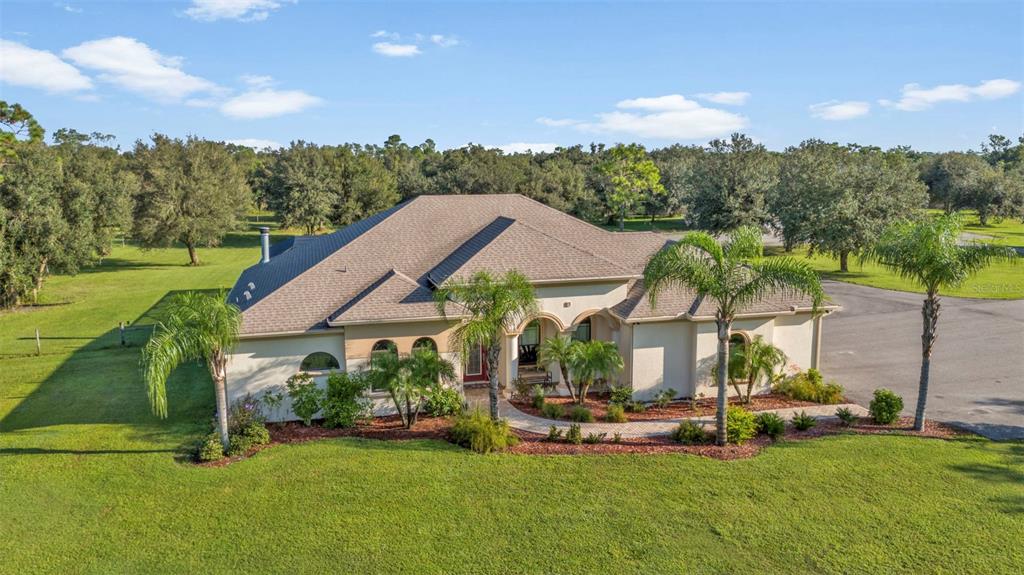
[229,194,825,335]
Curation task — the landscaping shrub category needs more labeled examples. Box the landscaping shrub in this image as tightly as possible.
[583,432,606,444]
[791,411,817,431]
[285,372,324,426]
[569,405,595,423]
[625,400,646,413]
[195,432,224,462]
[609,385,632,405]
[653,388,677,409]
[227,422,271,457]
[612,432,622,444]
[426,386,463,417]
[512,378,533,400]
[835,406,856,426]
[773,368,844,404]
[605,403,627,423]
[869,388,904,425]
[228,393,265,434]
[545,425,563,441]
[541,402,565,420]
[726,406,758,445]
[566,423,583,445]
[669,420,707,445]
[755,412,786,441]
[531,385,546,409]
[449,409,519,454]
[323,371,372,428]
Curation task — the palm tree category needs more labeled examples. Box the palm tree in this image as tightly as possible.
[730,336,787,404]
[538,335,578,402]
[434,270,538,420]
[644,226,824,445]
[141,291,240,451]
[567,339,624,404]
[863,214,1016,431]
[368,349,456,429]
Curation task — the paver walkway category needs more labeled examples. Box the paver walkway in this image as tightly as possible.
[498,399,868,438]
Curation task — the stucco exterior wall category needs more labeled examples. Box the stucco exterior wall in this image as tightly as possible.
[343,320,459,372]
[631,321,695,401]
[533,281,629,330]
[226,331,345,421]
[772,313,817,371]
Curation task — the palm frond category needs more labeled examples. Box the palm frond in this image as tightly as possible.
[643,241,721,309]
[735,257,825,313]
[724,226,764,260]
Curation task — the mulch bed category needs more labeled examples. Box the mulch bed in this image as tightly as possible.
[510,393,821,422]
[199,414,967,466]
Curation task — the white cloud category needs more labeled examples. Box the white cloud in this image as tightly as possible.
[809,100,870,120]
[696,91,750,106]
[564,94,747,140]
[226,138,281,149]
[0,39,93,93]
[430,34,459,48]
[536,117,580,127]
[372,42,421,57]
[371,30,401,40]
[240,74,274,88]
[220,88,321,119]
[63,36,220,102]
[58,3,83,13]
[879,78,1021,111]
[185,0,287,22]
[497,142,558,154]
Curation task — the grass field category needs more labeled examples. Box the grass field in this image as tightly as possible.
[1,224,1023,573]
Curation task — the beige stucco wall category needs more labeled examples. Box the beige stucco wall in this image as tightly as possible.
[343,320,459,371]
[533,281,629,330]
[226,331,346,421]
[631,321,696,401]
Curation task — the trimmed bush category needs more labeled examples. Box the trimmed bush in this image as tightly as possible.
[228,394,265,434]
[653,388,677,409]
[286,372,324,426]
[545,425,563,441]
[227,422,271,457]
[569,405,595,423]
[531,388,546,409]
[755,412,786,441]
[609,385,633,405]
[669,420,707,445]
[583,432,606,444]
[323,371,372,428]
[449,409,519,454]
[195,432,224,462]
[625,400,646,413]
[773,368,844,404]
[541,402,565,420]
[835,407,856,426]
[426,386,463,417]
[612,432,622,444]
[869,388,904,425]
[726,406,758,445]
[566,423,583,445]
[790,411,817,431]
[605,403,627,423]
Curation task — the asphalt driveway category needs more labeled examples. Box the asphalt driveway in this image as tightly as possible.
[820,281,1024,440]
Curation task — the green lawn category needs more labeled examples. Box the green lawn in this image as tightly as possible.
[1,226,1023,573]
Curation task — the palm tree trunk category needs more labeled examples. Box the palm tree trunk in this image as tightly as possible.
[715,318,730,446]
[212,371,230,451]
[487,344,502,420]
[916,292,940,431]
[560,365,576,402]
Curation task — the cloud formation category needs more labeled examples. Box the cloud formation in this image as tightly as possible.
[372,42,421,57]
[0,39,93,93]
[430,34,459,48]
[879,79,1021,111]
[809,100,870,120]
[547,94,748,140]
[220,88,321,119]
[63,36,220,102]
[696,91,750,105]
[185,0,287,22]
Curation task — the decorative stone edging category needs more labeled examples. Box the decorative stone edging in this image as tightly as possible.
[499,400,869,438]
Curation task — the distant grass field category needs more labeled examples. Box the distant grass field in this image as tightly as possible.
[1,219,1022,573]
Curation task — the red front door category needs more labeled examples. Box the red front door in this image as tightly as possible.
[462,344,488,383]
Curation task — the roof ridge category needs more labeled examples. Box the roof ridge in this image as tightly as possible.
[511,218,635,276]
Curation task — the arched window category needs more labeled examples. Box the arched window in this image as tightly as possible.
[729,333,749,357]
[412,337,437,354]
[370,340,398,365]
[572,317,592,342]
[300,351,340,372]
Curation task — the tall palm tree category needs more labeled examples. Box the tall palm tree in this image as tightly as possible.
[644,226,824,445]
[141,291,240,451]
[538,335,578,402]
[567,339,624,404]
[434,270,538,420]
[863,214,1015,430]
[368,349,456,429]
[730,336,787,404]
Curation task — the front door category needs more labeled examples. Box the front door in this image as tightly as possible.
[462,344,488,383]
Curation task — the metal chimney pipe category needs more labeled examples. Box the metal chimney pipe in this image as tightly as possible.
[259,227,270,264]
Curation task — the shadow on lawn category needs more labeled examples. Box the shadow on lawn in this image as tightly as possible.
[949,442,1024,515]
[0,290,220,438]
[0,447,176,456]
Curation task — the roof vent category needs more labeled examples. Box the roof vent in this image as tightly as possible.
[243,291,252,301]
[259,227,270,264]
[248,282,255,290]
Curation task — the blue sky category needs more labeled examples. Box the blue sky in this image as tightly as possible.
[1,1,1021,152]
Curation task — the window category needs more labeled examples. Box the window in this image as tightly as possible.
[369,340,398,392]
[299,351,340,372]
[520,320,540,346]
[412,337,437,354]
[572,317,592,342]
[465,344,483,376]
[729,333,749,356]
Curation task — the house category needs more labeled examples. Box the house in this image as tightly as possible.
[226,194,834,420]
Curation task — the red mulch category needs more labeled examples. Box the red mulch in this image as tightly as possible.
[198,414,968,466]
[510,393,820,422]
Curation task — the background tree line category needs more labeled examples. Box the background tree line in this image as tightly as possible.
[2,99,1022,308]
